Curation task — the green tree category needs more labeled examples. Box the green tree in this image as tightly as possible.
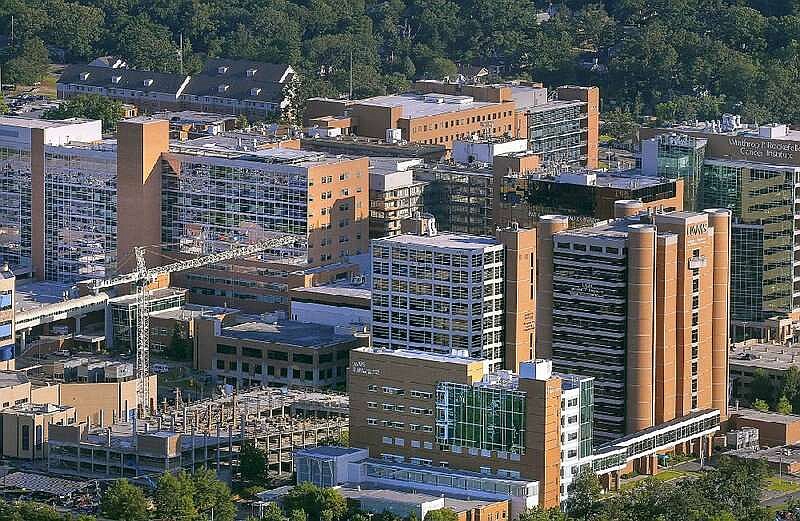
[239,441,268,484]
[601,108,636,142]
[289,509,309,521]
[43,94,125,131]
[259,503,285,521]
[116,15,180,73]
[753,398,770,412]
[423,509,458,521]
[192,468,236,521]
[155,471,197,521]
[564,470,605,520]
[165,323,192,361]
[101,479,149,521]
[696,457,769,514]
[777,394,793,414]
[284,483,347,521]
[517,507,567,521]
[0,94,7,115]
[750,368,776,405]
[2,37,50,86]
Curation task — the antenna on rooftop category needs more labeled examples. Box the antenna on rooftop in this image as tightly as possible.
[349,47,354,100]
[178,33,184,75]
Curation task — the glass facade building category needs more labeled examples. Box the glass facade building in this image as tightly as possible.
[414,164,494,236]
[108,289,187,352]
[43,146,117,282]
[436,381,527,455]
[526,102,588,166]
[161,154,309,259]
[701,160,797,324]
[653,134,706,211]
[0,144,32,272]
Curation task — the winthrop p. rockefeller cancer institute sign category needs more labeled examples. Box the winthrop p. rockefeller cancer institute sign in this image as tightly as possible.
[704,133,800,168]
[727,137,800,162]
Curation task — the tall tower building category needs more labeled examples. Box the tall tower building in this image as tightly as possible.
[370,215,534,370]
[536,206,730,442]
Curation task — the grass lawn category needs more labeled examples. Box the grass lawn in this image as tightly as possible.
[765,477,800,493]
[653,470,683,482]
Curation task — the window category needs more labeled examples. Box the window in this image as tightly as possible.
[216,344,237,355]
[294,353,313,364]
[242,347,262,358]
[216,360,225,370]
[268,350,289,361]
[21,425,29,451]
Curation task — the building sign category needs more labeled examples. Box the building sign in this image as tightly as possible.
[351,360,381,376]
[728,137,800,162]
[687,223,708,236]
[640,127,800,168]
[569,282,605,298]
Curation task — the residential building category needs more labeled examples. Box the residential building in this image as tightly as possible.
[496,169,684,231]
[536,207,731,442]
[369,158,425,238]
[194,313,368,390]
[57,59,296,121]
[370,215,535,370]
[640,117,800,334]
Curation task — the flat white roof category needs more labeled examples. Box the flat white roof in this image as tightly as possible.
[375,232,500,251]
[357,94,501,119]
[355,347,480,365]
[0,116,93,129]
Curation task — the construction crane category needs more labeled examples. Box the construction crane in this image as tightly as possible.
[90,234,302,416]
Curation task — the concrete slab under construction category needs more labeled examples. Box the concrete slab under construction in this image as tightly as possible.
[46,387,349,479]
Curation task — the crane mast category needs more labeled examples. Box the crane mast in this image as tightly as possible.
[90,234,301,415]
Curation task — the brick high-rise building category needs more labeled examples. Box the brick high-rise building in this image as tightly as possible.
[535,204,731,442]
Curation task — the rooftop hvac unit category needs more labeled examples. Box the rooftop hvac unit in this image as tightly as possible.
[386,128,402,144]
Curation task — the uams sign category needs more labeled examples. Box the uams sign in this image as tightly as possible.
[687,223,708,236]
[351,360,381,376]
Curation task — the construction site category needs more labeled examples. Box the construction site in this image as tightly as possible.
[45,386,349,480]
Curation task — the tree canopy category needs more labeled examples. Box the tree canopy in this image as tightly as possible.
[101,479,149,521]
[1,0,800,122]
[42,94,125,131]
